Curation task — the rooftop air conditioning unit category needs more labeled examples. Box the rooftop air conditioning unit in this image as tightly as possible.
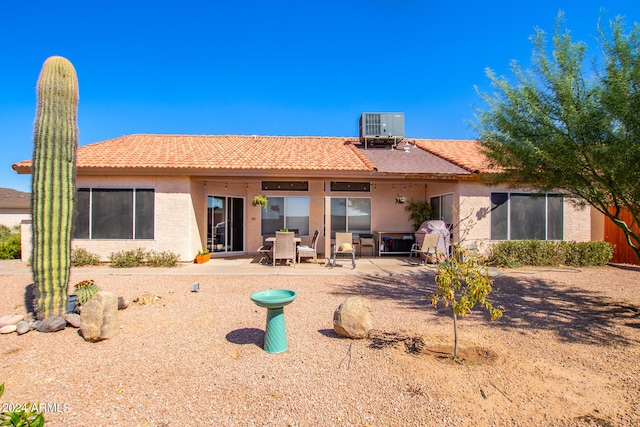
[359,112,405,140]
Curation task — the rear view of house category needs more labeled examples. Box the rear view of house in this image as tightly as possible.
[12,114,594,263]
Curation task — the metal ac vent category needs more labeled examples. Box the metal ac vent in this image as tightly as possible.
[359,112,405,140]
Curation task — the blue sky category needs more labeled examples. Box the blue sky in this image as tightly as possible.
[2,1,640,192]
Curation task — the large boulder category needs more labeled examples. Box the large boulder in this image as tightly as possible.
[80,291,120,342]
[333,296,373,339]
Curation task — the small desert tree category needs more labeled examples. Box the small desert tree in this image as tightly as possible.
[431,245,503,359]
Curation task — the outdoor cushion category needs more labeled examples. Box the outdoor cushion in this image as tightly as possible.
[339,243,353,252]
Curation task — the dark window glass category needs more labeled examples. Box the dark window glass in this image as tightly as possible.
[135,189,155,239]
[261,197,285,235]
[330,198,347,235]
[330,182,370,192]
[491,192,564,240]
[547,194,564,240]
[260,197,310,236]
[261,181,308,191]
[510,194,545,240]
[330,197,371,236]
[490,193,508,240]
[73,188,90,239]
[92,189,133,239]
[430,194,454,227]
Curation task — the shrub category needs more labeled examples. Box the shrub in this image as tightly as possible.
[486,240,613,267]
[109,248,145,268]
[0,224,14,241]
[0,234,21,260]
[146,250,180,267]
[71,247,101,266]
[561,241,613,267]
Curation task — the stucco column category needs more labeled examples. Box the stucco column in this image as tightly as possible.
[324,195,331,265]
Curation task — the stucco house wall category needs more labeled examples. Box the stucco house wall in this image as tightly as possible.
[0,210,30,228]
[70,175,200,262]
[195,177,426,259]
[457,181,592,251]
[0,188,31,228]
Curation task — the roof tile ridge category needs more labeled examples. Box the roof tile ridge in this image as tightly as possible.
[345,142,377,171]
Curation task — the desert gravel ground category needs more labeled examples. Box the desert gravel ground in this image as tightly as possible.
[0,262,639,426]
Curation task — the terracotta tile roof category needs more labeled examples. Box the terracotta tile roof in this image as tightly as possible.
[414,139,494,173]
[12,134,494,176]
[13,134,372,173]
[0,188,31,209]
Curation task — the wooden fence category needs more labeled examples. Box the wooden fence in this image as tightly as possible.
[604,207,639,265]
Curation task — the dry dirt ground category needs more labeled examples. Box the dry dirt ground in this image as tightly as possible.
[0,264,639,426]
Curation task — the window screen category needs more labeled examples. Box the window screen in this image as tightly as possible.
[490,192,563,240]
[73,188,155,240]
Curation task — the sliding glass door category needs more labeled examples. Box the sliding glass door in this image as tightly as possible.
[207,196,244,253]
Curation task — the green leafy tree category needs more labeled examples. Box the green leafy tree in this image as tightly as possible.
[474,13,640,262]
[31,56,79,319]
[431,245,503,359]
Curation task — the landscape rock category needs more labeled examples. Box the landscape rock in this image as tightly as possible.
[0,314,25,328]
[333,296,373,339]
[80,291,120,342]
[118,296,129,310]
[65,313,81,328]
[37,316,67,333]
[0,324,17,334]
[16,320,30,335]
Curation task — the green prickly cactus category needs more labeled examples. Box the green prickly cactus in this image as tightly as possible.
[31,56,79,319]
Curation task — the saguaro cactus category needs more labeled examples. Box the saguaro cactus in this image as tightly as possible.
[31,56,79,319]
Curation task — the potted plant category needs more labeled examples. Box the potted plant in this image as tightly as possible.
[195,248,211,264]
[252,195,268,210]
[396,194,407,204]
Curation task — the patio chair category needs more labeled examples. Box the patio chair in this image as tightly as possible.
[297,230,319,264]
[257,240,272,264]
[410,233,440,265]
[332,232,355,268]
[273,231,296,267]
[359,233,376,257]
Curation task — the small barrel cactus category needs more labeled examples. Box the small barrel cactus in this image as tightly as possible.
[74,280,100,305]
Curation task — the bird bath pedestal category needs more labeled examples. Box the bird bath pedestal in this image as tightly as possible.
[250,289,297,354]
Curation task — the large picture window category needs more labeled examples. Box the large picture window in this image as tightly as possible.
[330,198,371,236]
[74,188,155,240]
[261,197,310,236]
[491,193,563,240]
